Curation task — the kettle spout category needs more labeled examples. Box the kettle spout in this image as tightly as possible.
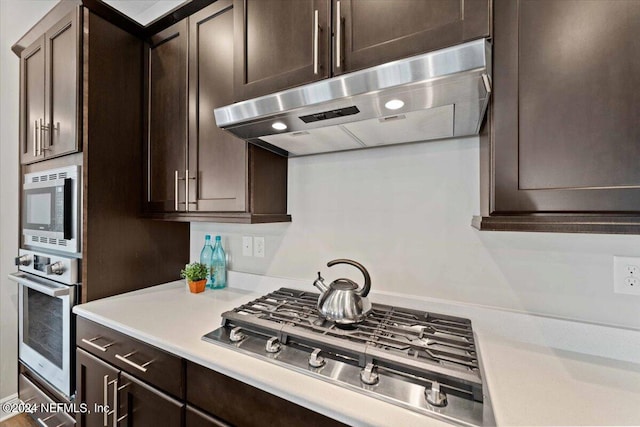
[313,272,328,293]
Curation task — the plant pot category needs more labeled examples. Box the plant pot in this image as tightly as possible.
[187,279,206,294]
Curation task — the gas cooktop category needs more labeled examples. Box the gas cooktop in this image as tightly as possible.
[203,288,494,426]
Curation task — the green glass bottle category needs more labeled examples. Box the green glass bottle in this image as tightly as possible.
[211,235,227,289]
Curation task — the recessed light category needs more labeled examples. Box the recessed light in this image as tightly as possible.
[384,99,404,110]
[272,122,287,131]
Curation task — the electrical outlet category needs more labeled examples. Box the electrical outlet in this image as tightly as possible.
[242,236,253,257]
[613,256,640,295]
[254,237,265,258]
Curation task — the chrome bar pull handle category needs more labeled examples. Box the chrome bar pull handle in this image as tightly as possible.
[39,120,50,152]
[38,118,42,155]
[313,9,319,74]
[336,1,341,69]
[41,122,51,151]
[38,118,45,155]
[103,375,109,426]
[34,120,39,156]
[44,122,59,149]
[185,169,190,212]
[116,382,130,423]
[174,170,179,211]
[81,337,114,352]
[185,170,197,211]
[107,379,117,426]
[37,414,55,427]
[115,351,152,373]
[112,379,118,427]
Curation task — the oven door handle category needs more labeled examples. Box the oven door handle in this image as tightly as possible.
[8,272,71,297]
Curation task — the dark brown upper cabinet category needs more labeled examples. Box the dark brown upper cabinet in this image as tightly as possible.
[233,0,331,102]
[189,1,247,212]
[145,20,189,213]
[335,0,490,75]
[19,10,80,164]
[233,0,489,101]
[144,1,290,223]
[476,0,640,234]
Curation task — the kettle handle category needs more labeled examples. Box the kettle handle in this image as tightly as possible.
[327,259,371,297]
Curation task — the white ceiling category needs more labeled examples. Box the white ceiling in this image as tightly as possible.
[102,0,187,25]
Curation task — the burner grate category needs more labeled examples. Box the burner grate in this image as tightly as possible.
[223,288,480,375]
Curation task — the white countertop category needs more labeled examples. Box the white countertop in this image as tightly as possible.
[73,273,640,426]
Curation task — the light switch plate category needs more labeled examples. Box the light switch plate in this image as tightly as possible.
[613,256,640,295]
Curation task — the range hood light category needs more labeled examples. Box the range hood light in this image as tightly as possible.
[384,99,404,110]
[272,122,287,131]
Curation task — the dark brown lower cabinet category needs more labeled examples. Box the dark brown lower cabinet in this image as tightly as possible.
[76,348,120,427]
[76,349,183,427]
[76,351,344,427]
[119,372,184,427]
[186,361,346,427]
[76,319,344,427]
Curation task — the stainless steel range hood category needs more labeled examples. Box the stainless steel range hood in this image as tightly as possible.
[214,39,491,157]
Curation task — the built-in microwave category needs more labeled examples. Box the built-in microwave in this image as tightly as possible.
[23,165,80,254]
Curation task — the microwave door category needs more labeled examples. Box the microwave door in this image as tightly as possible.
[23,178,72,240]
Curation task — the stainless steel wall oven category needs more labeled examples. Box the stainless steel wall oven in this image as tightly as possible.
[9,249,79,397]
[10,249,79,398]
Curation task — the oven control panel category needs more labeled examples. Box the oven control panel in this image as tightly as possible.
[16,249,78,285]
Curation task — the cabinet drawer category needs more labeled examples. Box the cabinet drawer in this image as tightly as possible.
[19,374,76,426]
[77,317,184,398]
[186,361,346,427]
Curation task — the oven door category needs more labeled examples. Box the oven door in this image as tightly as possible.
[10,272,76,397]
[23,178,72,240]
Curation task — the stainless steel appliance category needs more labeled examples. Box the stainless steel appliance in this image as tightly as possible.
[203,288,494,426]
[214,39,491,157]
[9,248,79,398]
[22,165,80,254]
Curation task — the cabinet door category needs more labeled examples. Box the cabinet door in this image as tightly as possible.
[233,0,330,101]
[145,20,189,212]
[19,36,46,164]
[44,10,79,159]
[491,0,640,214]
[118,372,184,427]
[189,0,247,212]
[76,348,120,427]
[336,0,489,74]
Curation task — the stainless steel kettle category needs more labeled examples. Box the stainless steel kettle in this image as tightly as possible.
[313,259,372,326]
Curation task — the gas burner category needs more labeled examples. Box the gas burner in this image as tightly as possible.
[203,288,493,426]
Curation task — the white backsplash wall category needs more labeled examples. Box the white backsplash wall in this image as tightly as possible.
[191,137,640,330]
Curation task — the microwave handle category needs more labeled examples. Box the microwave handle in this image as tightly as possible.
[63,178,73,240]
[8,272,71,297]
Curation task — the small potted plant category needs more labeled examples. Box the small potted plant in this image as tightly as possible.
[181,262,208,294]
